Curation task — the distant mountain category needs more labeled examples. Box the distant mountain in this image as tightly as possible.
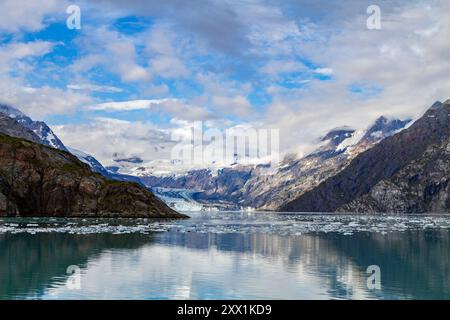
[140,115,411,210]
[279,101,450,213]
[237,116,411,210]
[140,166,254,210]
[113,155,144,164]
[0,134,185,218]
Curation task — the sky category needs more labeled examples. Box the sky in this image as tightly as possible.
[0,0,450,168]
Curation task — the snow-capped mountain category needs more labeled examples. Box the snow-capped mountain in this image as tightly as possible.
[280,101,450,213]
[0,104,68,151]
[137,116,412,210]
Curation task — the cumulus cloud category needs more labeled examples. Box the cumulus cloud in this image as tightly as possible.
[0,41,91,118]
[0,0,66,33]
[54,117,176,165]
[0,79,92,118]
[71,26,151,83]
[0,41,54,74]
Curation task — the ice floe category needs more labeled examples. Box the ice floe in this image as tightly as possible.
[0,213,450,236]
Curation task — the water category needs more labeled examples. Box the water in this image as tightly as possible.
[0,211,449,300]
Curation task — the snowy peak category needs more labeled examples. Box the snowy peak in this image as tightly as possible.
[0,104,68,152]
[361,116,411,144]
[320,127,355,146]
[310,116,411,160]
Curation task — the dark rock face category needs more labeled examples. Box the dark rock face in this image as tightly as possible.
[340,136,450,213]
[279,101,450,213]
[0,114,43,145]
[0,134,186,218]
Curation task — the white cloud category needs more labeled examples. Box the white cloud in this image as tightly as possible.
[150,56,190,78]
[0,41,91,118]
[212,95,253,117]
[0,79,92,118]
[53,117,176,166]
[67,84,123,93]
[3,0,450,170]
[71,27,152,83]
[106,39,151,82]
[89,98,213,121]
[91,99,172,111]
[314,68,333,76]
[144,24,191,79]
[0,41,54,73]
[0,0,65,33]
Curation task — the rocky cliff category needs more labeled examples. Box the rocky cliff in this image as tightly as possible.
[279,101,450,213]
[0,134,186,218]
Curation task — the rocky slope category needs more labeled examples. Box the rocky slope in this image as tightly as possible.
[279,101,450,213]
[0,104,146,185]
[0,134,185,218]
[0,113,44,145]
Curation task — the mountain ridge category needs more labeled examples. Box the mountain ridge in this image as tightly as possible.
[279,101,450,213]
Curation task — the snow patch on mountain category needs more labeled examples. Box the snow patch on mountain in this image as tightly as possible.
[337,129,365,152]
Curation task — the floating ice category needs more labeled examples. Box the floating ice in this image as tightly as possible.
[0,212,449,236]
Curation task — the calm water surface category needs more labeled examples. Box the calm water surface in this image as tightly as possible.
[0,211,449,300]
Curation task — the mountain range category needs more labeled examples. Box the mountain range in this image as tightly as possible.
[138,115,412,211]
[1,99,448,214]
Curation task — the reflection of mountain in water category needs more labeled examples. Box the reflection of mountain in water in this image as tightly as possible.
[0,233,153,299]
[156,230,450,299]
[1,229,449,299]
